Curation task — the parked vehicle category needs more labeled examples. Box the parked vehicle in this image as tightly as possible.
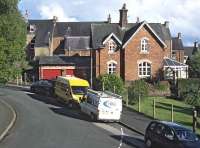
[30,79,54,96]
[145,121,200,148]
[80,89,122,121]
[54,76,89,106]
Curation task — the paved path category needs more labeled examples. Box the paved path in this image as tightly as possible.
[121,106,153,135]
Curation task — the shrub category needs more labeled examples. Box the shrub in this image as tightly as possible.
[177,79,200,106]
[128,79,149,104]
[154,81,169,91]
[94,74,124,95]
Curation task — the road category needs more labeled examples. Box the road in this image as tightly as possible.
[0,87,145,148]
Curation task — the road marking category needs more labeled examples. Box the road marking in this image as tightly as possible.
[0,99,17,142]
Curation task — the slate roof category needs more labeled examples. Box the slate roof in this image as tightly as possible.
[163,58,187,67]
[184,46,194,57]
[28,20,171,50]
[64,36,90,50]
[39,56,91,67]
[172,37,184,50]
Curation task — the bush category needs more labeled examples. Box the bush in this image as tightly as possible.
[154,81,169,91]
[94,74,124,95]
[128,79,149,104]
[177,79,200,106]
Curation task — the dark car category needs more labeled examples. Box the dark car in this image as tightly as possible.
[144,121,200,148]
[30,79,54,96]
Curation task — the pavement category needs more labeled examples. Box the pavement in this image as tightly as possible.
[120,106,153,136]
[0,93,16,141]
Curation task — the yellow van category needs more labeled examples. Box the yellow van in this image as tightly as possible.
[54,76,89,105]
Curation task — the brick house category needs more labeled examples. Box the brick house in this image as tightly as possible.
[26,4,188,84]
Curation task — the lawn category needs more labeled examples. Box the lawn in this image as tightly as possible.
[128,96,200,134]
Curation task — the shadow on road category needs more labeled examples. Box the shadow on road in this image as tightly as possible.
[111,135,146,148]
[27,93,65,108]
[49,106,92,122]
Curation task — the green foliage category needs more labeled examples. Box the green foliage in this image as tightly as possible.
[188,51,200,78]
[0,0,27,83]
[154,81,169,91]
[94,74,124,95]
[177,79,200,106]
[128,79,149,104]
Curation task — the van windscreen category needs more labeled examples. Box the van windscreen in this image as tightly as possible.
[71,86,87,95]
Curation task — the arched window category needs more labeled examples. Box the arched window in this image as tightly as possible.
[141,38,149,52]
[108,40,116,53]
[138,61,151,77]
[107,61,117,74]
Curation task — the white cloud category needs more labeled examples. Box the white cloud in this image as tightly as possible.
[20,0,200,44]
[38,3,77,22]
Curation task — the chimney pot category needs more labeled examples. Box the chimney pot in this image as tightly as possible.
[194,41,198,48]
[107,14,111,23]
[164,21,169,28]
[119,3,128,28]
[136,17,140,23]
[178,32,181,39]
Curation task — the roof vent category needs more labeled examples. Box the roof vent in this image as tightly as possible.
[178,32,181,39]
[107,14,111,24]
[136,17,140,23]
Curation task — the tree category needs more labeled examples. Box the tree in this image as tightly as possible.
[94,74,124,95]
[0,0,27,83]
[188,50,200,78]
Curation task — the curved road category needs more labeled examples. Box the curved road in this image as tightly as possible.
[0,87,144,148]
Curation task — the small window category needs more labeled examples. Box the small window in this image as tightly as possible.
[138,61,151,77]
[108,40,116,53]
[141,38,149,52]
[108,62,117,74]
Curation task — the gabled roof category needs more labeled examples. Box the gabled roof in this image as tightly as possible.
[102,33,122,45]
[64,36,90,50]
[163,57,187,67]
[172,37,184,50]
[122,21,167,48]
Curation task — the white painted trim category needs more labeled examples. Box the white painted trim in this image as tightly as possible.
[137,59,152,64]
[122,21,167,48]
[107,60,118,65]
[103,33,122,45]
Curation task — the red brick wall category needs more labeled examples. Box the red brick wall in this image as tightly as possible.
[175,50,184,63]
[124,26,171,81]
[95,41,121,77]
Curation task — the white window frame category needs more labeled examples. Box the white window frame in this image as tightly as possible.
[138,60,151,78]
[108,39,116,54]
[140,37,149,53]
[107,60,117,74]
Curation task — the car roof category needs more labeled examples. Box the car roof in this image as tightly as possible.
[151,120,190,131]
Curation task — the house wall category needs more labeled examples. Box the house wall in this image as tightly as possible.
[95,41,121,77]
[174,50,184,63]
[124,26,171,81]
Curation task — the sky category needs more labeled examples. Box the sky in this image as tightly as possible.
[18,0,200,46]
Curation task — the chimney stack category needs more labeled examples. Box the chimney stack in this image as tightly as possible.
[107,14,111,24]
[53,16,58,23]
[136,17,140,23]
[164,21,169,28]
[193,41,199,54]
[119,3,128,28]
[194,41,198,48]
[178,32,181,39]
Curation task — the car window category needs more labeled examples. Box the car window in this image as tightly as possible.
[149,122,156,131]
[163,127,174,140]
[175,130,199,141]
[155,124,165,135]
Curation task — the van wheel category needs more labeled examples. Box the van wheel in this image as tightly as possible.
[90,113,97,121]
[145,138,152,148]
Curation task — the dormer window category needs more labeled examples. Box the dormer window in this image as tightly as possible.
[108,40,116,53]
[141,37,149,53]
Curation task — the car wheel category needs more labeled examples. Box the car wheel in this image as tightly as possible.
[90,113,97,121]
[145,138,152,148]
